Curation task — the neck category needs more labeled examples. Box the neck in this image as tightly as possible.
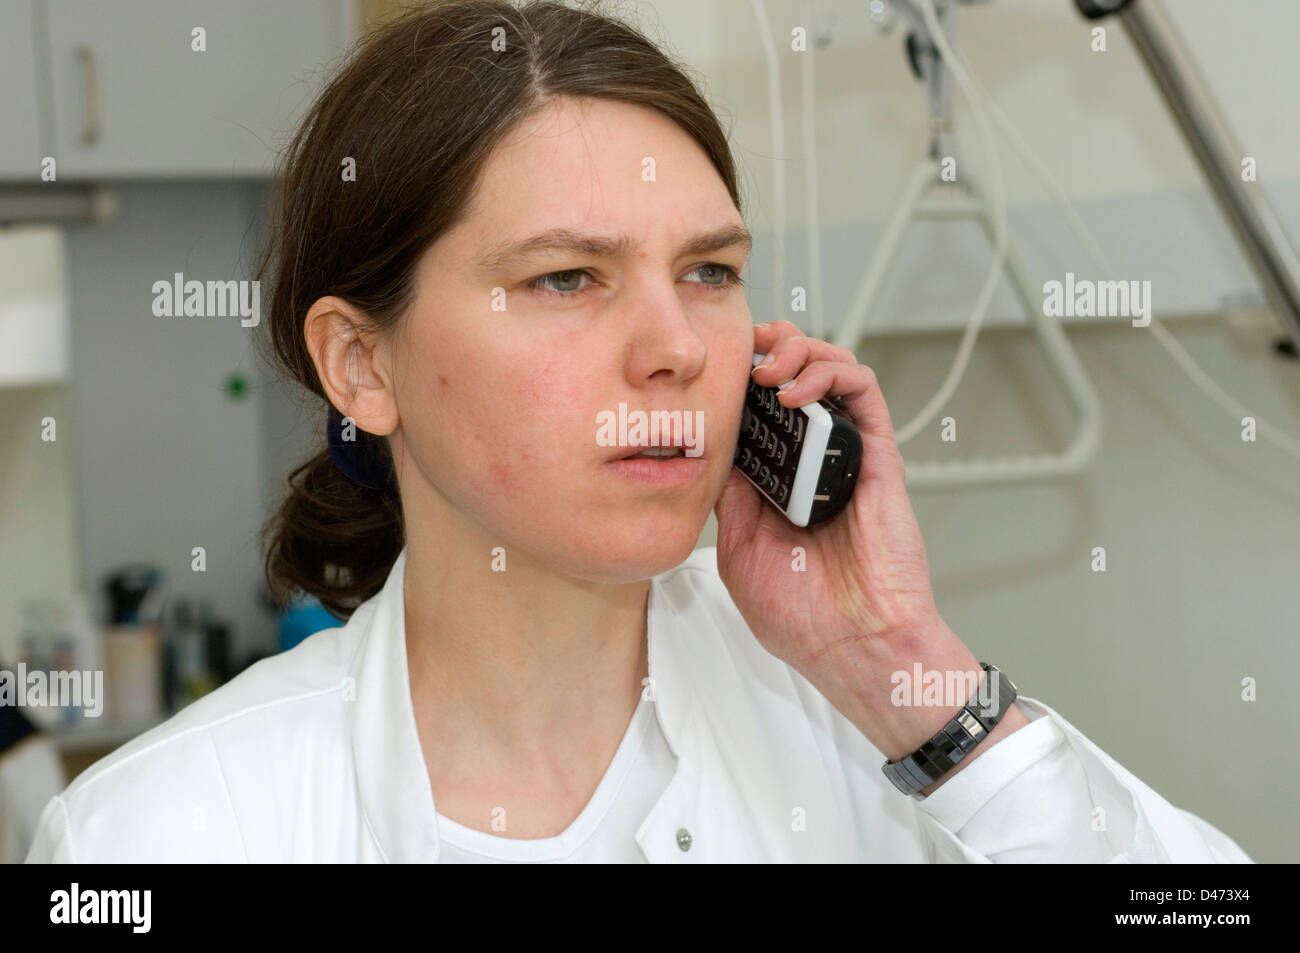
[401,505,651,768]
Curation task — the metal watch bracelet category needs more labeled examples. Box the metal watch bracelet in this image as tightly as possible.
[880,662,1018,798]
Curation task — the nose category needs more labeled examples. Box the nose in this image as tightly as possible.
[623,289,707,388]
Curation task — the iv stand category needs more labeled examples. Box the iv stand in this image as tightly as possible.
[833,0,1104,487]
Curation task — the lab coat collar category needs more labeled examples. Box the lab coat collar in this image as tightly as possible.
[345,546,699,863]
[346,547,437,863]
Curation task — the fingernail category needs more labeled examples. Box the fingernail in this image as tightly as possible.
[751,360,773,374]
[754,322,771,329]
[776,380,797,392]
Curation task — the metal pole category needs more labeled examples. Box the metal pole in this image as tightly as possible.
[1115,0,1300,341]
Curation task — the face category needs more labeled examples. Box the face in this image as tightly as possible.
[385,96,754,582]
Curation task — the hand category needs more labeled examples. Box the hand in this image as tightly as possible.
[713,321,1002,766]
[714,321,941,666]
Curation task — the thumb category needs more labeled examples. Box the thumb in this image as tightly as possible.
[713,469,761,553]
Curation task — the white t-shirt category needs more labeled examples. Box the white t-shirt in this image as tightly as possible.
[436,698,676,863]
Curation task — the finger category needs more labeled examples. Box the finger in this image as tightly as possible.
[751,318,804,345]
[753,321,858,366]
[774,360,903,463]
[751,331,857,387]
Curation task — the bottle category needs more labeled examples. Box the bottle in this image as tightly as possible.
[166,597,202,709]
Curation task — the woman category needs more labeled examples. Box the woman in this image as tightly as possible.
[26,0,1249,863]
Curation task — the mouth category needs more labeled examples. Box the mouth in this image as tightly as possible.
[597,405,707,475]
[603,442,708,487]
[613,445,691,460]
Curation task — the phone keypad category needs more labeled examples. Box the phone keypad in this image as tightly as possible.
[735,353,863,525]
[735,376,803,507]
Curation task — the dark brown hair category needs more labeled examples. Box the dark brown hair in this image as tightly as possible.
[257,0,744,620]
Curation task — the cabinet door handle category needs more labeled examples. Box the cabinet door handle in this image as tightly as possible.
[75,45,101,146]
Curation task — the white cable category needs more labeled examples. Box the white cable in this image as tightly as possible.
[800,0,824,339]
[751,0,785,325]
[960,39,1300,463]
[892,0,1007,446]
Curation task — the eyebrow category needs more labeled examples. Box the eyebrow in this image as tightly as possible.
[475,222,753,272]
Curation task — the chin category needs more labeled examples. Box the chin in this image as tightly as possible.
[569,515,705,584]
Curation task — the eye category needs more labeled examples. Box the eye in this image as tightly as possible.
[525,262,745,299]
[528,269,593,296]
[685,263,745,290]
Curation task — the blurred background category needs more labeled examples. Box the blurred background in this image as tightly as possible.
[0,0,1297,862]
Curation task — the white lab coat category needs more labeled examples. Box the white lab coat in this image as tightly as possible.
[26,546,1251,863]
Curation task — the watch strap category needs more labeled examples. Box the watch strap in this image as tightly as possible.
[880,662,1018,798]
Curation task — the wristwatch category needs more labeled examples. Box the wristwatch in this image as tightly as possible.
[880,662,1018,798]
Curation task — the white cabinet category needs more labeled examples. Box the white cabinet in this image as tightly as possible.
[0,0,45,178]
[0,226,67,384]
[2,0,356,181]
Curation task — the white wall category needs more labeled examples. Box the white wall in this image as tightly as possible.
[61,184,276,664]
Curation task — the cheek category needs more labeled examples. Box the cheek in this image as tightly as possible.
[434,361,579,501]
[485,453,529,500]
[714,335,754,412]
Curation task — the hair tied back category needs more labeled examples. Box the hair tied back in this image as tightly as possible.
[326,405,394,490]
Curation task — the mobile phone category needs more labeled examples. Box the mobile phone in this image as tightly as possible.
[734,353,863,526]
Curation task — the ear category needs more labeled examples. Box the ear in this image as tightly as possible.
[303,295,399,436]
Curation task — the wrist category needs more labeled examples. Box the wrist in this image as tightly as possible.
[810,615,984,761]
